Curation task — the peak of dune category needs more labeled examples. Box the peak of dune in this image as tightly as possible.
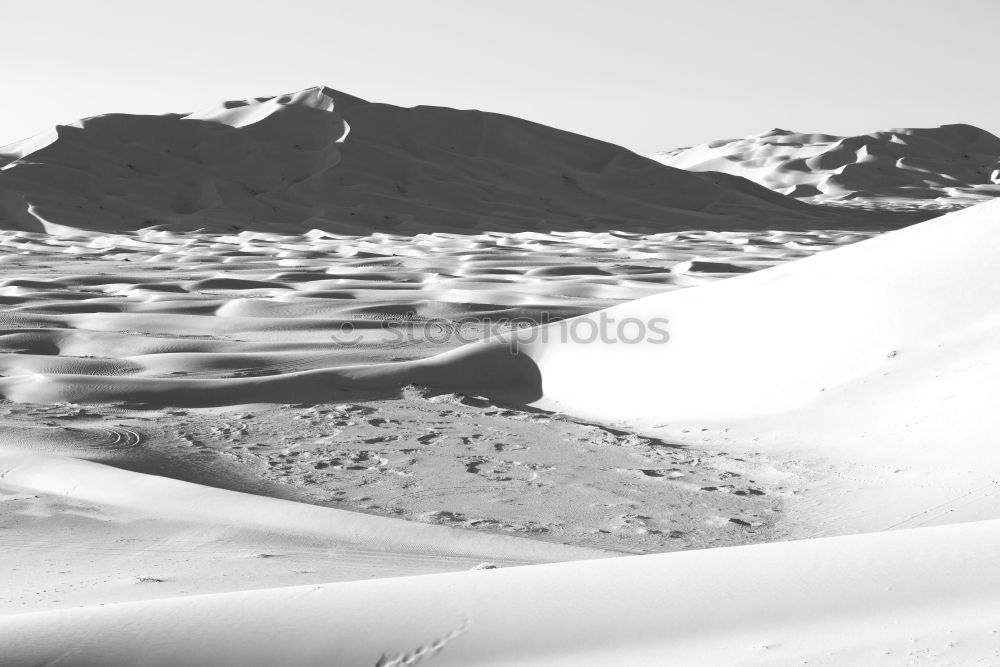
[652,124,1000,211]
[0,86,851,235]
[183,86,368,127]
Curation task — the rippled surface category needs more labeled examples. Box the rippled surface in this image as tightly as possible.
[0,228,877,376]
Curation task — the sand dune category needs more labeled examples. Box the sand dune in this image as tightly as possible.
[1,198,991,455]
[0,195,989,660]
[0,203,994,540]
[475,197,1000,535]
[521,197,1000,437]
[653,124,1000,211]
[6,516,1000,665]
[0,225,870,408]
[0,223,858,600]
[0,87,849,235]
[0,447,603,614]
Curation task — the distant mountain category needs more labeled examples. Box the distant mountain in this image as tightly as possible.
[0,87,842,235]
[652,125,1000,211]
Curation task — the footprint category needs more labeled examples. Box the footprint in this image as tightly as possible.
[464,457,488,474]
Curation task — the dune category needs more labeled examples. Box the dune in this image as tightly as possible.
[653,125,1000,211]
[0,86,869,236]
[5,515,1000,666]
[0,216,862,616]
[0,223,864,408]
[5,193,978,531]
[451,196,998,534]
[5,199,994,446]
[0,193,995,542]
[0,450,601,561]
[519,197,1000,429]
[0,447,605,615]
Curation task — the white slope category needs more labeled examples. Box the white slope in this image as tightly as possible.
[483,196,1000,533]
[652,125,1000,210]
[518,197,1000,445]
[4,516,1000,666]
[0,86,840,235]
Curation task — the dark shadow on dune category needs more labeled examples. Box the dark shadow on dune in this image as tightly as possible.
[24,341,545,410]
[408,345,544,405]
[251,342,545,407]
[0,86,939,236]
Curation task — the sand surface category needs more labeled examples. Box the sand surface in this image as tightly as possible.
[8,517,1000,666]
[0,224,865,618]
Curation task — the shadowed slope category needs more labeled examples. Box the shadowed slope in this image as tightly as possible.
[0,342,542,407]
[0,86,846,235]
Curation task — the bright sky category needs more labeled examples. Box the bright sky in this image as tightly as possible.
[5,0,998,154]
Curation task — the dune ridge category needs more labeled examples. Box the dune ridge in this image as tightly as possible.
[0,86,858,235]
[653,124,1000,210]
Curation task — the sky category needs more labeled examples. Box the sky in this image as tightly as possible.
[4,0,998,154]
